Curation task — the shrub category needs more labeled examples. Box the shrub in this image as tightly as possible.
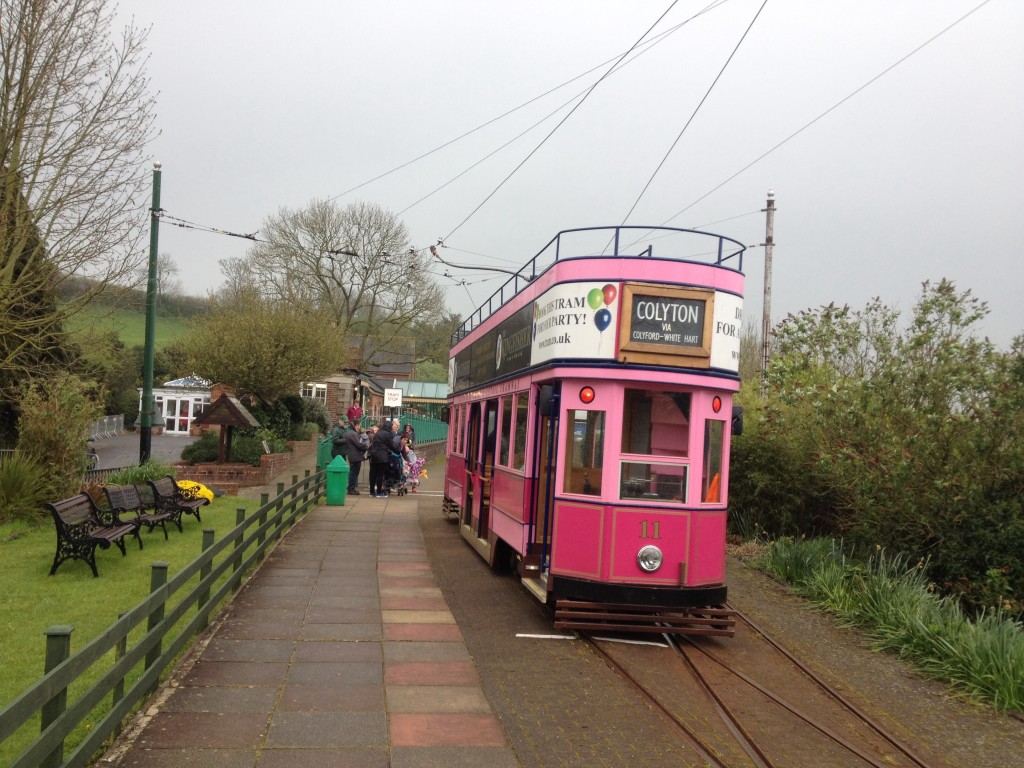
[746,282,1024,612]
[104,460,177,485]
[17,372,104,497]
[0,452,52,524]
[288,421,318,441]
[180,432,219,465]
[181,429,288,468]
[302,397,329,434]
[231,429,289,467]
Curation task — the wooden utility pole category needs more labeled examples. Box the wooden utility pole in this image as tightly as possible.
[760,189,776,385]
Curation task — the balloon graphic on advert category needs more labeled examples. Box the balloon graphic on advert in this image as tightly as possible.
[602,284,617,306]
[594,308,612,331]
[587,288,604,310]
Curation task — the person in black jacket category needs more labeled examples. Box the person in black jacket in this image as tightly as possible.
[368,420,394,497]
[343,424,369,494]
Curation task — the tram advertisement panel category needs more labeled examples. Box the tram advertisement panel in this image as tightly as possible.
[450,280,742,392]
[532,281,620,365]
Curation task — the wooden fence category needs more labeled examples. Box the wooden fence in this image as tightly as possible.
[0,471,326,768]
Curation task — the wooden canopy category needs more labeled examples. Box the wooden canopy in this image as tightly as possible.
[191,394,260,463]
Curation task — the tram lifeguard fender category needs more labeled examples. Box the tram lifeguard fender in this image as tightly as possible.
[704,472,720,503]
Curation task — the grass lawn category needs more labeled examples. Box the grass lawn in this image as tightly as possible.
[64,304,190,349]
[0,493,277,765]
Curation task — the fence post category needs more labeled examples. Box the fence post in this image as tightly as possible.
[232,508,245,588]
[113,612,126,735]
[146,563,168,677]
[199,529,215,629]
[40,625,73,768]
[257,503,267,552]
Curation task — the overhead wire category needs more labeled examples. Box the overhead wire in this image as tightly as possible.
[439,0,684,244]
[395,0,730,219]
[324,0,730,208]
[655,0,995,229]
[616,0,769,230]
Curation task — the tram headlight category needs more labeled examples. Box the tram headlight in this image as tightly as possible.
[637,545,663,573]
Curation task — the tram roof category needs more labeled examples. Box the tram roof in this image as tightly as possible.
[451,225,745,345]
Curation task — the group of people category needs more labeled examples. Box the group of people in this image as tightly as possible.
[330,414,420,498]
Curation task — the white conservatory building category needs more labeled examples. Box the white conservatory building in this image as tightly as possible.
[139,374,212,436]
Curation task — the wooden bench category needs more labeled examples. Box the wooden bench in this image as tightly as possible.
[102,484,173,539]
[147,475,209,529]
[46,494,141,577]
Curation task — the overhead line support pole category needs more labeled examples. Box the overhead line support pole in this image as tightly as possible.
[139,161,162,465]
[760,188,775,389]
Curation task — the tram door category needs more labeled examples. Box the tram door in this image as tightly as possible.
[530,384,560,570]
[464,400,498,540]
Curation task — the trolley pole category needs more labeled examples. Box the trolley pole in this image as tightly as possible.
[139,161,162,465]
[760,188,775,389]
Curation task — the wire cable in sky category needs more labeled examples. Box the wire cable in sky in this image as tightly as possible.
[439,0,683,244]
[616,0,769,230]
[657,0,994,229]
[323,0,729,208]
[391,2,729,222]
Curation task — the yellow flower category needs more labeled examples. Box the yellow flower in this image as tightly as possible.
[176,479,215,502]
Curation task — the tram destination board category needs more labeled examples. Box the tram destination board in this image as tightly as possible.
[619,283,715,367]
[629,295,705,346]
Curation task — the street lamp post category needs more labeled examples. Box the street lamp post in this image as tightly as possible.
[139,161,162,464]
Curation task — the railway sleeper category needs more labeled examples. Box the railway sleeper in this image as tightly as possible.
[554,599,736,637]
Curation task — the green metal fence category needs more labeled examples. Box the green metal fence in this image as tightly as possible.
[0,471,326,768]
[351,414,447,445]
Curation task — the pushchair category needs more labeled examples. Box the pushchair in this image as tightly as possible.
[384,450,409,496]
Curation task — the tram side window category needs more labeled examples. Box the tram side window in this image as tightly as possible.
[564,409,605,496]
[621,389,690,458]
[499,395,513,466]
[513,393,528,471]
[703,419,725,503]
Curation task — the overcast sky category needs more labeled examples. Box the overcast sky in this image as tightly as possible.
[121,0,1023,348]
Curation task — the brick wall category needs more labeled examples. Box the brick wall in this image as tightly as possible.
[174,451,292,493]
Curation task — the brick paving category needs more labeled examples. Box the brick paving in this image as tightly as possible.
[106,487,519,768]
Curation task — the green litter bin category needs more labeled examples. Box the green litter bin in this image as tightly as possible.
[326,455,349,506]
[317,436,334,472]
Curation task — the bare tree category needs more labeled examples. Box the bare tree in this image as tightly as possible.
[0,0,156,387]
[240,199,446,367]
[137,251,181,300]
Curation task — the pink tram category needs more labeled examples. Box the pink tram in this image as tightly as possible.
[442,226,745,635]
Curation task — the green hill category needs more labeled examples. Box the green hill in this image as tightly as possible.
[65,304,191,349]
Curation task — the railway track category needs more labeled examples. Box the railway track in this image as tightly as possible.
[584,605,940,768]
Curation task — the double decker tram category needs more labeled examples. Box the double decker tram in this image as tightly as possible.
[442,226,745,635]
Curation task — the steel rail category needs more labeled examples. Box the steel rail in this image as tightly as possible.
[582,634,736,768]
[728,606,934,768]
[664,634,776,768]
[678,635,902,768]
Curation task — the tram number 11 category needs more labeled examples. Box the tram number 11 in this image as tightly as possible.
[639,521,661,539]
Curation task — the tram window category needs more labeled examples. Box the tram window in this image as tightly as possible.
[620,462,688,503]
[564,409,605,496]
[513,394,528,471]
[703,420,725,503]
[499,395,513,466]
[621,389,690,458]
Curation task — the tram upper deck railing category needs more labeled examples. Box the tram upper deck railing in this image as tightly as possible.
[451,225,745,345]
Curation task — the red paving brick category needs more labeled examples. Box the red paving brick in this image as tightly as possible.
[385,661,481,686]
[383,623,464,642]
[389,713,507,747]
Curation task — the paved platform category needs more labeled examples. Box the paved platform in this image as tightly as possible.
[105,479,521,768]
